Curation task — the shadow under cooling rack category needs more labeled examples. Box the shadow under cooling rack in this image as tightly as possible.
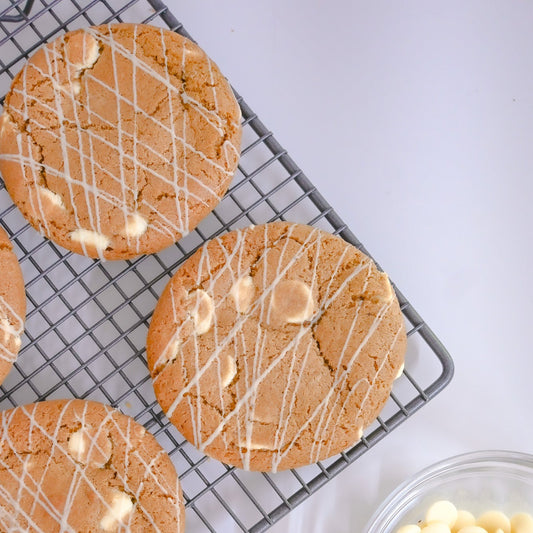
[0,1,454,531]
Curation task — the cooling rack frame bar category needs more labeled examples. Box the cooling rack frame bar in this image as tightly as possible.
[0,1,454,531]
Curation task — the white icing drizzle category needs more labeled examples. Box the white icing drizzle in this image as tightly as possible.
[153,223,405,471]
[0,25,240,257]
[0,400,183,531]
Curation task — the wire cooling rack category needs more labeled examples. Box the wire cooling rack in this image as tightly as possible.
[0,1,454,531]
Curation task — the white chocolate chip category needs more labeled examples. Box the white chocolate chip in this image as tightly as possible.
[0,318,20,349]
[54,79,82,96]
[421,524,451,533]
[12,335,21,350]
[83,40,99,69]
[452,511,476,532]
[230,275,255,314]
[152,338,181,375]
[397,526,421,533]
[68,429,87,461]
[70,228,111,251]
[188,290,215,335]
[0,113,13,136]
[395,362,405,379]
[270,279,315,324]
[457,528,489,533]
[0,318,11,343]
[38,187,65,210]
[81,37,100,69]
[70,32,100,70]
[164,339,180,364]
[511,513,533,533]
[476,511,510,533]
[100,490,134,531]
[239,440,277,451]
[22,458,34,472]
[221,355,236,387]
[68,427,111,467]
[380,272,394,302]
[426,501,458,528]
[71,80,82,95]
[124,213,148,238]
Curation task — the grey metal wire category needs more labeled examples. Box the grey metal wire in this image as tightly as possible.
[0,1,35,23]
[0,1,454,531]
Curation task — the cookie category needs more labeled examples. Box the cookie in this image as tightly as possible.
[0,399,185,532]
[147,222,407,472]
[0,23,241,260]
[0,226,25,386]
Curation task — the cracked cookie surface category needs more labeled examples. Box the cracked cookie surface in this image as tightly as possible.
[146,222,407,472]
[0,399,184,532]
[0,23,241,260]
[0,227,25,386]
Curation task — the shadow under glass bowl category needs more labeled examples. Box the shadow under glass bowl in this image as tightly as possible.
[365,450,533,533]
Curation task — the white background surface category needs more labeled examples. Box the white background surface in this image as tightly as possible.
[170,2,533,532]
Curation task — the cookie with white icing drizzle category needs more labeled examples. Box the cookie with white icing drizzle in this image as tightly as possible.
[0,399,185,531]
[147,222,407,472]
[0,23,241,260]
[0,226,25,386]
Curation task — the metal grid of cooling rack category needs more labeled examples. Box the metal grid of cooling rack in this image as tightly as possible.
[0,1,454,531]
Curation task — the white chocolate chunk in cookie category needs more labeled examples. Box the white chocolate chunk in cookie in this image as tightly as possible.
[0,113,13,136]
[270,279,315,323]
[230,275,255,313]
[70,228,110,251]
[379,272,394,302]
[395,362,405,379]
[159,339,180,369]
[55,79,81,96]
[38,187,65,210]
[476,511,510,533]
[71,80,82,95]
[511,513,533,533]
[426,500,458,528]
[67,32,100,70]
[188,290,214,335]
[239,439,276,451]
[124,213,148,238]
[100,490,134,531]
[1,318,11,343]
[221,355,236,387]
[68,427,111,467]
[68,429,87,461]
[0,318,20,351]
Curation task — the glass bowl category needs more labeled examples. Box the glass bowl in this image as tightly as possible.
[365,450,533,533]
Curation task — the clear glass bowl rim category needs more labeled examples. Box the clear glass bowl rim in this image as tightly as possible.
[364,449,533,533]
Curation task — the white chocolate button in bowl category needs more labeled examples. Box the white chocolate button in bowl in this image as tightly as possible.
[365,451,533,533]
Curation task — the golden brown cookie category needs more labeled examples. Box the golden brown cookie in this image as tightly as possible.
[0,226,25,385]
[147,222,406,472]
[0,23,241,260]
[0,399,185,532]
